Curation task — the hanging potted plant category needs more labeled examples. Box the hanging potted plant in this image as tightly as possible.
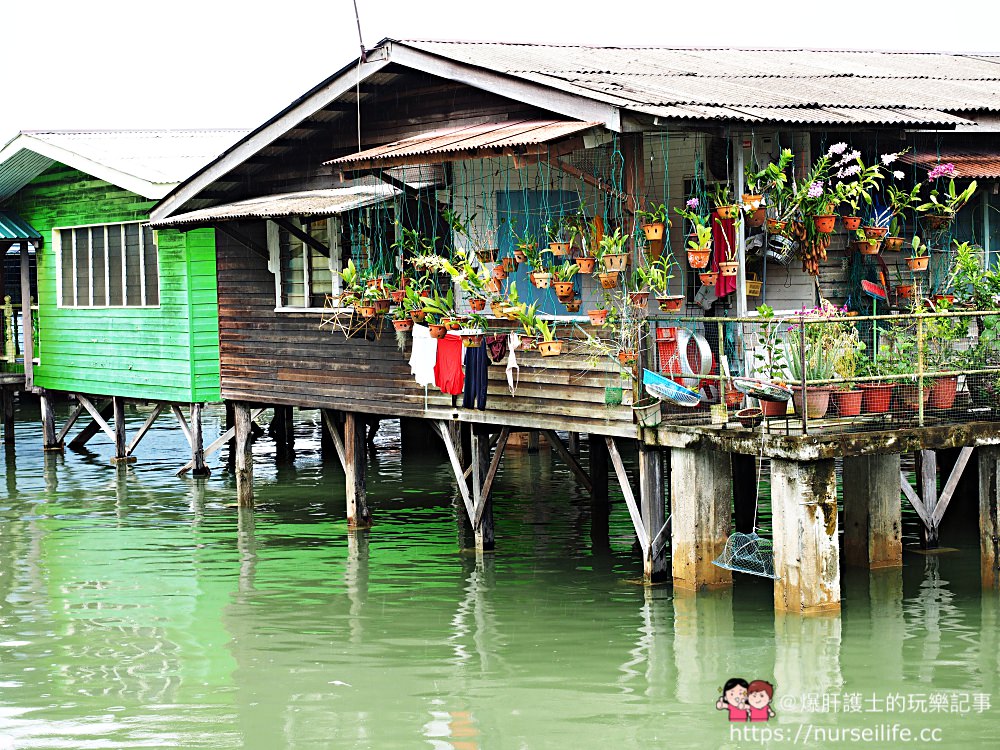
[510,222,536,265]
[568,211,599,274]
[625,267,649,309]
[552,260,579,300]
[700,270,719,286]
[877,181,922,251]
[545,217,571,256]
[716,213,741,278]
[637,202,669,242]
[535,320,563,357]
[459,312,489,349]
[392,305,414,332]
[907,236,930,271]
[523,243,552,288]
[711,183,738,220]
[598,227,629,271]
[883,216,906,252]
[747,148,793,230]
[674,199,712,269]
[638,254,683,313]
[916,164,977,233]
[852,228,881,255]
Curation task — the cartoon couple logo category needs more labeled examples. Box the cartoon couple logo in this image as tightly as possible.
[716,678,775,722]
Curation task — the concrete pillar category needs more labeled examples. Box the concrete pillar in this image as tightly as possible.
[843,454,902,569]
[234,402,254,508]
[772,458,840,614]
[671,447,732,591]
[639,445,668,582]
[344,412,372,529]
[979,446,1000,591]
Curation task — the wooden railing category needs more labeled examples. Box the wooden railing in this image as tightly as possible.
[1,295,38,373]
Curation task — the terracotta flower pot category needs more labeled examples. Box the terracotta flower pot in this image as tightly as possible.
[564,299,581,313]
[410,309,427,323]
[812,214,837,234]
[766,218,787,234]
[907,256,930,272]
[549,242,570,256]
[489,302,504,318]
[719,261,739,277]
[587,308,608,326]
[513,249,527,264]
[392,318,414,332]
[725,389,744,408]
[860,383,894,413]
[598,271,619,289]
[922,214,952,232]
[687,248,711,269]
[928,376,959,409]
[538,340,563,357]
[442,318,462,331]
[618,350,637,367]
[476,249,497,264]
[428,323,447,339]
[357,305,377,318]
[842,215,862,231]
[601,253,629,272]
[700,271,719,286]
[530,272,552,289]
[645,238,664,260]
[715,204,738,220]
[642,222,666,241]
[372,298,391,313]
[390,289,405,304]
[883,236,905,252]
[656,295,685,313]
[492,265,507,281]
[863,225,888,239]
[576,257,596,274]
[897,285,914,300]
[760,398,788,417]
[742,193,763,209]
[554,281,575,298]
[791,385,833,419]
[832,389,863,417]
[469,297,486,312]
[502,256,517,272]
[746,206,767,228]
[628,291,650,307]
[461,334,484,348]
[859,239,881,255]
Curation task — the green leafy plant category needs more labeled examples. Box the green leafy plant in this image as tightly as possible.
[535,319,558,343]
[916,176,977,218]
[910,235,929,258]
[634,257,675,295]
[752,304,789,384]
[597,227,628,258]
[637,202,669,225]
[710,183,734,207]
[553,261,580,282]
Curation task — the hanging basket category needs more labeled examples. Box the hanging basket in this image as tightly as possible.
[841,215,862,231]
[719,261,739,277]
[549,242,570,256]
[602,253,629,272]
[746,273,763,297]
[883,236,905,252]
[907,256,930,272]
[811,214,837,234]
[642,222,666,241]
[687,248,712,269]
[656,294,685,313]
[713,532,778,579]
[700,271,719,286]
[598,271,620,289]
[643,369,701,407]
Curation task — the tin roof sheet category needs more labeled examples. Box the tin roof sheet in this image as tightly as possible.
[326,119,600,166]
[899,150,1000,179]
[0,210,42,242]
[149,185,399,228]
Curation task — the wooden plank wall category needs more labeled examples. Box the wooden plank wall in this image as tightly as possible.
[4,164,221,403]
[216,222,638,437]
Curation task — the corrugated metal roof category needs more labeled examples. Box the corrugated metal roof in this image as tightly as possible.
[0,129,248,201]
[399,41,1000,124]
[327,119,600,167]
[0,210,41,242]
[628,104,971,125]
[149,185,399,228]
[899,151,1000,179]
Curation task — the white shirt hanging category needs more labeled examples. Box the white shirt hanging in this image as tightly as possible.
[409,323,438,388]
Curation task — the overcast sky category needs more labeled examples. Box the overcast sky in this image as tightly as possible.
[4,0,997,144]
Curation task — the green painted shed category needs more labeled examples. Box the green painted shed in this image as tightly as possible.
[0,129,244,462]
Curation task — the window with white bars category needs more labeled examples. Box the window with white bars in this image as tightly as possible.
[55,222,160,307]
[268,218,340,309]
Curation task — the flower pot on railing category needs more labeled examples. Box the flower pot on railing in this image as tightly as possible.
[907,256,930,272]
[928,376,959,409]
[811,214,837,234]
[842,215,862,231]
[832,389,863,417]
[860,383,894,413]
[687,248,711,269]
[791,385,833,419]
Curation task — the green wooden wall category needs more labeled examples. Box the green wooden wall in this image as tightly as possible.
[4,164,221,403]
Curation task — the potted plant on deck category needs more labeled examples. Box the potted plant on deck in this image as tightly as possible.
[922,299,969,409]
[784,302,850,419]
[751,304,791,417]
[831,326,865,417]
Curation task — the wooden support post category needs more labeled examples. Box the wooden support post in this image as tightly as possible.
[19,243,33,388]
[191,403,210,477]
[320,409,336,461]
[270,405,295,462]
[234,402,254,508]
[589,433,609,506]
[2,387,13,447]
[110,396,133,464]
[541,429,593,493]
[567,432,579,455]
[39,391,62,451]
[843,454,902,569]
[670,447,732,591]
[978,446,1000,591]
[731,453,757,534]
[772,458,840,615]
[225,401,236,468]
[344,412,372,529]
[471,427,494,552]
[125,403,164,458]
[916,449,939,548]
[68,398,113,449]
[639,446,668,582]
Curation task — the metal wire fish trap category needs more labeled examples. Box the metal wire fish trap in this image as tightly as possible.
[712,532,779,579]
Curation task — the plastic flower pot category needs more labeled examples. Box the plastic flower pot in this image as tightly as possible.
[656,295,685,313]
[760,398,788,417]
[791,385,833,419]
[812,214,837,234]
[736,407,764,429]
[576,257,596,274]
[538,340,563,357]
[842,215,862,231]
[699,271,719,286]
[860,383,894,413]
[832,389,863,417]
[633,397,663,427]
[601,253,629,272]
[929,376,959,409]
[883,236,905,252]
[587,309,608,326]
[642,222,666,241]
[907,256,930,272]
[719,261,739,277]
[687,248,711,269]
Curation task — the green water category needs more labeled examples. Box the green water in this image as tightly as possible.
[1,400,999,749]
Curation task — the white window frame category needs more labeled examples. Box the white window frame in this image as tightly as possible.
[268,217,342,313]
[54,220,161,309]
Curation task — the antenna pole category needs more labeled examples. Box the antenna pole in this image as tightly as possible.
[352,0,366,61]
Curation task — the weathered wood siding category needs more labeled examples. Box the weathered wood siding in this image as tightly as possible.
[4,165,220,402]
[216,223,638,437]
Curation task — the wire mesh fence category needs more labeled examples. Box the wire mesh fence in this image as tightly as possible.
[644,308,1000,435]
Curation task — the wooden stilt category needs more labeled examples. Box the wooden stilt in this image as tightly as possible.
[344,412,372,528]
[234,402,254,508]
[125,403,164,458]
[68,397,113,449]
[670,447,732,591]
[843,454,902,569]
[225,402,235,466]
[110,396,133,464]
[567,431,580,455]
[978,446,1000,590]
[900,446,972,549]
[589,433,609,506]
[177,407,264,476]
[2,387,14,447]
[541,429,593,492]
[39,391,62,451]
[639,445,668,583]
[526,431,540,453]
[916,449,939,548]
[471,427,494,552]
[320,408,336,461]
[271,405,295,461]
[191,403,210,477]
[731,453,757,534]
[772,458,840,615]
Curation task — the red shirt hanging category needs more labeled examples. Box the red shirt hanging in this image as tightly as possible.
[434,333,465,395]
